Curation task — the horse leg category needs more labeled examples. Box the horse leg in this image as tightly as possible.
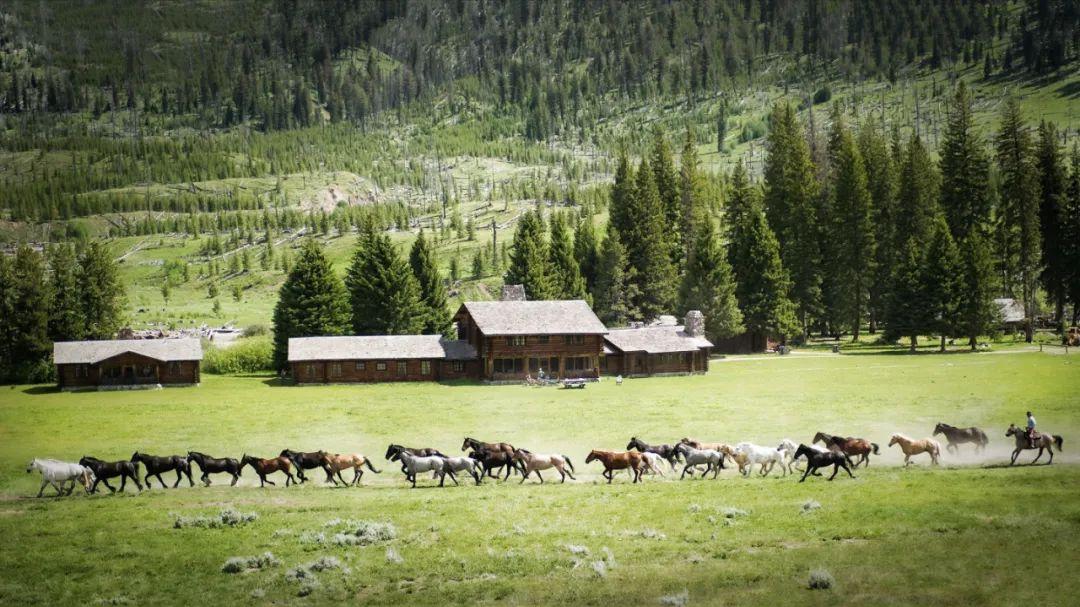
[156,473,168,489]
[37,478,50,497]
[680,464,691,480]
[1048,447,1054,465]
[1010,448,1020,465]
[263,475,276,486]
[172,469,183,488]
[604,469,613,484]
[1032,448,1043,464]
[828,464,841,481]
[535,470,544,484]
[102,478,117,493]
[337,470,349,485]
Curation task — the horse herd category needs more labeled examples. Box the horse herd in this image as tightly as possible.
[23,422,1063,497]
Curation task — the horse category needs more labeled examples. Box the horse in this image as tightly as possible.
[585,450,646,483]
[130,452,194,489]
[385,444,446,475]
[512,449,576,483]
[626,437,680,470]
[240,454,297,487]
[280,449,332,483]
[186,451,241,486]
[1006,424,1064,465]
[734,442,788,476]
[392,451,455,488]
[26,459,94,497]
[780,439,826,475]
[320,453,381,486]
[79,456,143,493]
[933,423,989,454]
[812,431,879,468]
[887,434,941,466]
[719,445,749,475]
[467,448,524,480]
[440,456,484,485]
[680,437,727,451]
[793,445,856,482]
[639,452,667,476]
[461,437,515,455]
[673,443,723,479]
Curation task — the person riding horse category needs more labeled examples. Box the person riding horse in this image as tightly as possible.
[1026,411,1038,447]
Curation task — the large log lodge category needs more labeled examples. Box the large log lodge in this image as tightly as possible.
[53,338,203,390]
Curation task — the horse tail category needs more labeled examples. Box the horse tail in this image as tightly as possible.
[365,458,382,474]
[1055,436,1064,451]
[563,455,575,474]
[871,443,880,455]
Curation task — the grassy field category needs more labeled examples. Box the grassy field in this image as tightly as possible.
[1,351,1079,605]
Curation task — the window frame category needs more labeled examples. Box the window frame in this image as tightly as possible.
[376,362,387,372]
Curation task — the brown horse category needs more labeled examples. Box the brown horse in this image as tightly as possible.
[1006,424,1064,465]
[584,450,646,483]
[680,437,727,451]
[813,432,879,468]
[932,423,989,454]
[240,454,296,487]
[320,453,381,486]
[887,434,941,466]
[462,437,515,455]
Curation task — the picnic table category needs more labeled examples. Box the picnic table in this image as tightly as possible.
[562,378,587,389]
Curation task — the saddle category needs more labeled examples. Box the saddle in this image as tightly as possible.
[1027,431,1043,447]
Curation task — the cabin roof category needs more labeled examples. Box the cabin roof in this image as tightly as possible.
[458,300,607,335]
[288,335,477,362]
[53,338,204,365]
[604,325,713,354]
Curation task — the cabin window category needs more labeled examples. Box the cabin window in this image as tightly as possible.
[493,358,523,374]
[330,363,342,377]
[305,364,316,378]
[505,336,526,346]
[376,362,387,371]
[168,362,182,376]
[75,364,89,378]
[564,357,591,371]
[563,335,585,345]
[421,361,431,375]
[396,361,407,375]
[452,361,465,372]
[355,361,366,371]
[536,335,549,344]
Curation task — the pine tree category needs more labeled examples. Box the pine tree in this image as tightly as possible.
[1064,145,1080,326]
[957,230,999,349]
[1035,120,1068,329]
[548,212,587,300]
[651,127,679,249]
[896,134,941,248]
[504,209,554,300]
[10,246,51,376]
[940,82,991,239]
[608,152,635,239]
[0,255,14,378]
[471,250,484,278]
[626,159,677,319]
[79,242,125,340]
[408,231,452,336]
[592,226,640,326]
[922,218,961,352]
[47,244,84,342]
[762,102,821,341]
[717,100,728,153]
[346,227,425,336]
[231,283,243,303]
[678,218,744,341]
[885,239,931,351]
[995,97,1041,341]
[679,128,706,265]
[573,218,599,292]
[859,124,897,333]
[272,239,350,370]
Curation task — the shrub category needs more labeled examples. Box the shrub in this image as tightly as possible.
[659,589,689,606]
[739,118,767,142]
[801,500,822,514]
[222,552,279,574]
[202,335,273,374]
[242,324,269,337]
[330,520,397,545]
[174,507,258,529]
[813,86,832,104]
[808,569,835,590]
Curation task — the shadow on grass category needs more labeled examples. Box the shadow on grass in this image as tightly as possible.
[20,385,60,395]
[981,461,1054,470]
[259,377,484,388]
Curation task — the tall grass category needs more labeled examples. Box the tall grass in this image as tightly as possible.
[201,336,273,374]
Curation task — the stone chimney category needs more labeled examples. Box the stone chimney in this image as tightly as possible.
[684,310,705,337]
[501,284,526,301]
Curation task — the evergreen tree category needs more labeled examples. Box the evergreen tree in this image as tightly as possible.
[408,231,452,336]
[679,128,706,265]
[678,218,744,342]
[471,250,484,279]
[717,100,728,153]
[10,246,51,375]
[922,218,961,352]
[940,82,991,238]
[995,97,1041,341]
[0,255,14,378]
[859,124,897,334]
[608,153,635,239]
[957,231,999,349]
[548,212,587,300]
[592,226,640,326]
[346,227,425,336]
[47,244,84,342]
[895,134,941,248]
[651,127,679,248]
[885,239,931,351]
[505,209,554,300]
[626,159,677,319]
[1035,120,1068,329]
[1064,145,1080,326]
[573,218,599,292]
[272,239,350,370]
[79,242,125,340]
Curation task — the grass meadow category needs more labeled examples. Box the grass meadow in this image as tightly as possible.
[1,351,1078,606]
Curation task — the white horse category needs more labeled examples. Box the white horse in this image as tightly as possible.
[26,459,94,497]
[673,443,724,479]
[778,439,826,473]
[512,449,577,483]
[735,442,788,476]
[393,451,454,488]
[441,456,483,485]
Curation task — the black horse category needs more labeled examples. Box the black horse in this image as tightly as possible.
[626,437,681,470]
[79,456,143,493]
[186,451,241,486]
[933,423,989,454]
[794,444,856,482]
[279,449,332,483]
[468,447,525,480]
[385,444,446,475]
[130,452,194,488]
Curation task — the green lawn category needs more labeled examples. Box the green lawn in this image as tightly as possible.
[1,352,1078,605]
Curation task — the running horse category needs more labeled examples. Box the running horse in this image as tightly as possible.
[1006,424,1064,465]
[887,434,941,466]
[461,437,515,455]
[79,456,143,493]
[932,423,989,454]
[187,451,242,486]
[584,449,646,483]
[240,454,297,487]
[467,448,524,480]
[812,432,880,468]
[280,449,332,483]
[320,453,381,486]
[626,437,680,470]
[385,444,446,475]
[130,452,194,488]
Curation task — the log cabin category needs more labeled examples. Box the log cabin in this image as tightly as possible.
[453,300,607,381]
[53,338,203,390]
[288,335,479,383]
[602,311,713,377]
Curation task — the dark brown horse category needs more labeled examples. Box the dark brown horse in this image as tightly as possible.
[280,449,332,483]
[461,437,515,455]
[130,452,194,488]
[585,450,646,483]
[794,445,855,482]
[240,454,296,487]
[626,437,680,470]
[187,451,241,486]
[79,456,143,493]
[468,448,524,479]
[812,432,879,468]
[933,423,989,454]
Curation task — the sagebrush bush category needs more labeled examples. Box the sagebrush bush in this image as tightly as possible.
[202,336,273,374]
[808,569,835,590]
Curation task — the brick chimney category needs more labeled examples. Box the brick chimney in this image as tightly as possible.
[684,310,705,337]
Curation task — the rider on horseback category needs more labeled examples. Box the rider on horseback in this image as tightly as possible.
[1026,411,1038,447]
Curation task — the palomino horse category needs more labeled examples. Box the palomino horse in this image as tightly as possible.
[887,434,941,466]
[130,452,194,489]
[280,449,332,483]
[933,423,989,454]
[719,445,749,475]
[673,443,723,479]
[585,450,646,483]
[626,437,680,470]
[240,454,297,487]
[26,459,94,497]
[187,451,241,486]
[461,437,515,455]
[512,449,576,483]
[793,445,855,482]
[79,456,143,493]
[320,453,381,486]
[1006,424,1064,465]
[813,432,880,468]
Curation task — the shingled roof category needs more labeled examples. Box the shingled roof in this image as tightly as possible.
[53,338,204,365]
[458,300,607,335]
[604,325,713,354]
[288,335,477,362]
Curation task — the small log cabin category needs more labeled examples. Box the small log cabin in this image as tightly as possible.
[53,338,203,390]
[453,300,607,381]
[602,311,713,377]
[288,335,479,383]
